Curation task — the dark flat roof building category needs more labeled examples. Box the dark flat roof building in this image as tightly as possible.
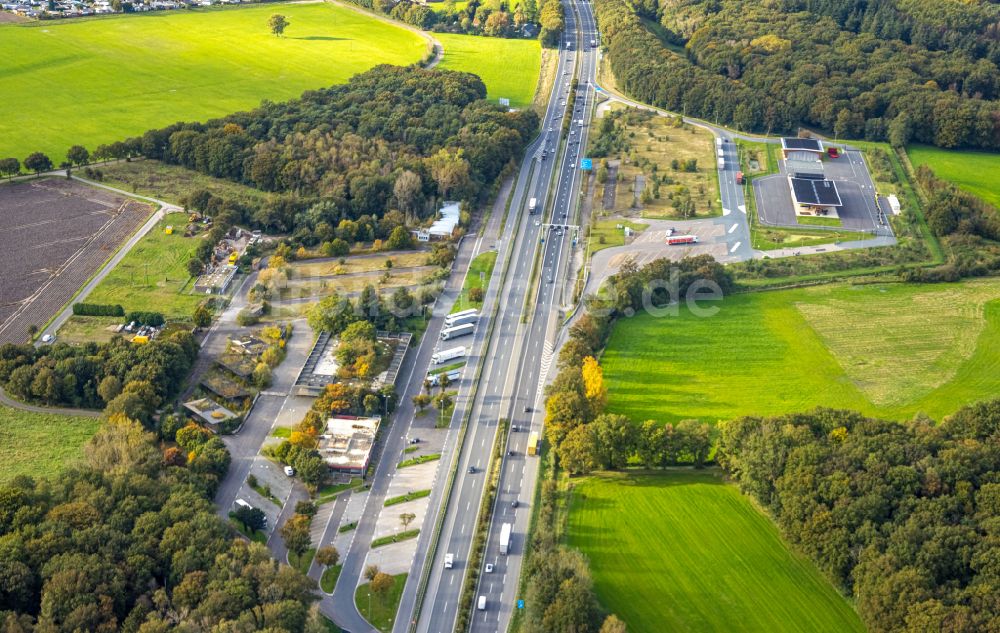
[789,175,842,208]
[781,137,824,153]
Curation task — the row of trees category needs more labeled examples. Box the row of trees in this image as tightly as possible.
[0,332,198,418]
[719,401,1000,632]
[596,0,1000,149]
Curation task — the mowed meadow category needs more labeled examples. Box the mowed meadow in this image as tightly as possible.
[0,2,428,160]
[601,279,1000,424]
[567,471,866,633]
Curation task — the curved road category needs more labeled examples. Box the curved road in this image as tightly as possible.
[0,384,101,418]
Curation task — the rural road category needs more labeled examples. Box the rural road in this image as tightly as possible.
[0,383,101,418]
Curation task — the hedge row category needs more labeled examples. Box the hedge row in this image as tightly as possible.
[72,303,124,317]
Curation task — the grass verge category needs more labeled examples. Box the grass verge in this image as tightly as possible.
[397,453,441,469]
[384,489,431,507]
[354,573,407,633]
[371,529,420,548]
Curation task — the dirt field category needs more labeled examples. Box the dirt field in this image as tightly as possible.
[591,102,719,220]
[0,178,150,344]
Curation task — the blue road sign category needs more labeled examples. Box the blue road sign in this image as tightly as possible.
[518,600,525,609]
[580,158,593,170]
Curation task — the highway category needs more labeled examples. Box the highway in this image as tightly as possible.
[414,0,601,631]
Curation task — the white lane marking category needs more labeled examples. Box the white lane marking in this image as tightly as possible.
[722,207,731,216]
[728,224,738,234]
[739,204,747,214]
[730,241,742,253]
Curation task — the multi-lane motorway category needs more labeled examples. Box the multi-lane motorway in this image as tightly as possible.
[414,0,601,631]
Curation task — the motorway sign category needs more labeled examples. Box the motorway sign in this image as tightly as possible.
[580,158,593,170]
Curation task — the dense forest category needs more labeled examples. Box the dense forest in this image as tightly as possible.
[720,401,1000,633]
[96,66,537,243]
[596,0,1000,149]
[0,415,327,633]
[0,333,197,420]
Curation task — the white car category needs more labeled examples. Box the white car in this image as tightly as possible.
[485,563,494,573]
[41,334,53,343]
[284,465,295,477]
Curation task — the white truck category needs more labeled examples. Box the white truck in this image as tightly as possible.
[499,522,512,555]
[440,323,474,341]
[427,368,462,387]
[432,346,466,365]
[715,137,723,148]
[717,157,725,169]
[529,197,537,214]
[444,309,478,328]
[444,553,454,569]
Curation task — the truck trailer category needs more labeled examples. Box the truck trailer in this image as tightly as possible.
[444,309,478,328]
[527,431,539,456]
[432,346,466,365]
[717,157,725,169]
[440,323,475,341]
[529,197,537,214]
[427,368,462,388]
[667,235,699,245]
[499,522,512,555]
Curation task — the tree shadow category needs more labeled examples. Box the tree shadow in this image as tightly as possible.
[291,35,347,41]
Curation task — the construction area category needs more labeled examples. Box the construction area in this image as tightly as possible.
[0,178,151,345]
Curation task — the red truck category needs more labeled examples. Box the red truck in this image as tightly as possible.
[667,235,699,245]
[827,147,840,158]
[735,171,744,185]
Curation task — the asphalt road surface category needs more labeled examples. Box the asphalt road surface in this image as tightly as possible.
[415,1,601,631]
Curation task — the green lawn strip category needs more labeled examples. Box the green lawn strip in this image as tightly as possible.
[320,564,342,594]
[315,477,363,505]
[427,360,466,376]
[383,489,431,507]
[354,573,407,633]
[271,427,292,438]
[451,251,497,314]
[227,515,267,544]
[567,471,865,633]
[397,453,441,469]
[0,407,101,485]
[796,215,843,227]
[751,225,862,251]
[250,481,281,507]
[403,445,419,454]
[0,3,426,160]
[339,521,358,533]
[289,548,316,576]
[85,212,201,317]
[371,529,420,548]
[602,278,1000,424]
[588,219,648,253]
[434,34,540,108]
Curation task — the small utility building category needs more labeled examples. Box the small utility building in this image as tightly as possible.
[317,415,381,475]
[788,173,842,216]
[781,137,824,161]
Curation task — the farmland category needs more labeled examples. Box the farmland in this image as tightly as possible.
[567,471,866,633]
[0,407,102,484]
[907,144,1000,208]
[0,2,428,160]
[0,178,150,345]
[434,33,541,108]
[85,212,204,317]
[601,278,1000,424]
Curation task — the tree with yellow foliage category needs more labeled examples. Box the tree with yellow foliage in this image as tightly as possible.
[581,356,607,412]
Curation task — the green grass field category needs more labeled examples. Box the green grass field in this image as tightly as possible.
[86,212,203,317]
[0,407,101,484]
[908,144,1000,208]
[567,471,866,633]
[602,279,1000,424]
[435,33,540,108]
[0,2,427,160]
